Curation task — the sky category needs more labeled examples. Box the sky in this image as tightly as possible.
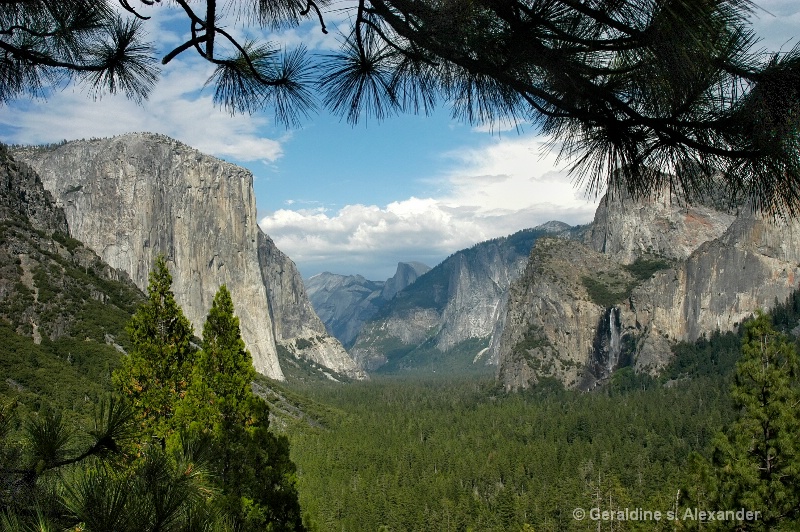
[1,1,798,280]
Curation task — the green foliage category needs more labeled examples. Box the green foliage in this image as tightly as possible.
[608,366,656,394]
[182,285,256,433]
[623,256,673,281]
[1,396,143,528]
[113,256,197,440]
[688,312,800,530]
[0,322,123,417]
[663,330,742,382]
[582,257,672,308]
[178,285,303,531]
[1,2,159,105]
[283,374,734,531]
[113,280,306,531]
[3,263,304,530]
[770,290,800,334]
[7,1,800,220]
[581,274,634,307]
[374,337,494,377]
[51,231,82,253]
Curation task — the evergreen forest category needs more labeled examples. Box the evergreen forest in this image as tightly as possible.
[3,256,800,531]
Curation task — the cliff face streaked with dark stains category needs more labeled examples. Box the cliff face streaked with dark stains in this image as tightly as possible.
[14,134,361,381]
[497,188,800,391]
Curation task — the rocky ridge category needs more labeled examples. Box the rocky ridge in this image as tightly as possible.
[257,231,366,380]
[497,188,800,391]
[305,261,430,348]
[0,144,143,348]
[13,134,359,381]
[584,187,738,263]
[349,225,572,373]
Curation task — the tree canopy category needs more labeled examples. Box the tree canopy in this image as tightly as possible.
[2,1,800,214]
[113,255,197,441]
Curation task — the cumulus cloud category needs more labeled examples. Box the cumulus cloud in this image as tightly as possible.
[261,198,485,279]
[261,132,601,280]
[0,58,285,163]
[0,6,291,163]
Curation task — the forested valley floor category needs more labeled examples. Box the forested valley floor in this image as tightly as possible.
[5,288,800,530]
[273,331,743,531]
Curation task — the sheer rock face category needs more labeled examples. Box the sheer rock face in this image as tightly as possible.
[349,228,548,372]
[12,133,355,381]
[1,145,143,343]
[257,230,367,380]
[14,133,283,379]
[585,188,737,264]
[630,212,800,374]
[305,262,430,349]
[305,272,386,348]
[0,146,67,236]
[495,238,626,391]
[435,244,526,352]
[381,262,430,300]
[497,189,800,391]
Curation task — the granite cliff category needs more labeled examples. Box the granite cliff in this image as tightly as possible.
[496,189,800,391]
[13,134,360,381]
[258,231,366,380]
[584,187,738,264]
[305,261,430,348]
[349,225,575,373]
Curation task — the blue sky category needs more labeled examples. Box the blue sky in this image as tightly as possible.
[1,1,798,280]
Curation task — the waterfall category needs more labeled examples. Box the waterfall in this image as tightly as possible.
[588,306,625,386]
[608,307,621,372]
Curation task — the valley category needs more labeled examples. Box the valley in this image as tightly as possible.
[3,136,800,530]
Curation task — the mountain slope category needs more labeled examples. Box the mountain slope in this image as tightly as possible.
[306,261,430,348]
[0,144,143,411]
[496,188,800,391]
[13,134,360,381]
[258,231,366,380]
[349,225,575,373]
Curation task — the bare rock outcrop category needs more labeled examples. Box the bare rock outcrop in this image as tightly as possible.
[1,144,144,344]
[585,188,737,263]
[305,261,430,349]
[497,188,800,391]
[257,230,366,380]
[0,145,67,235]
[349,227,555,373]
[495,237,629,391]
[13,133,362,381]
[630,212,800,374]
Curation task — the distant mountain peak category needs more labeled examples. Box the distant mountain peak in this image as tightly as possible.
[534,220,572,233]
[382,261,431,300]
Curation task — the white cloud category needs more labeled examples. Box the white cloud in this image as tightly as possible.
[0,5,290,163]
[261,132,600,279]
[0,57,284,163]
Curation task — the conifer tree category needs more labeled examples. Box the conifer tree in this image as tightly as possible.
[182,284,255,436]
[113,255,197,441]
[690,311,800,529]
[179,285,305,531]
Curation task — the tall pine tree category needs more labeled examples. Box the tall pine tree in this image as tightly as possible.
[113,255,197,441]
[688,311,800,530]
[179,285,305,531]
[180,284,255,437]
